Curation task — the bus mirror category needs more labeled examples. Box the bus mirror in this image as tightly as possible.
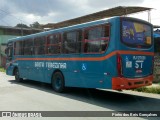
[5,48,8,55]
[8,57,11,61]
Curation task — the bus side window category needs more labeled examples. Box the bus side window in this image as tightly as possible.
[84,24,110,53]
[14,41,23,55]
[47,34,61,54]
[34,36,46,55]
[62,30,82,54]
[24,39,34,55]
[104,25,110,37]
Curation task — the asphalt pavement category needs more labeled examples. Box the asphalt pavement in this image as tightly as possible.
[0,72,160,120]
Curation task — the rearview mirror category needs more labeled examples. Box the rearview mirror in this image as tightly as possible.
[5,48,8,55]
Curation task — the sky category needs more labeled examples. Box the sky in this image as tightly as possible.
[0,0,160,27]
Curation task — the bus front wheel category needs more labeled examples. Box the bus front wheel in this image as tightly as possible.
[52,72,65,93]
[14,69,23,82]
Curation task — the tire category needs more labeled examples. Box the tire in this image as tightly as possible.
[52,72,65,93]
[14,69,23,82]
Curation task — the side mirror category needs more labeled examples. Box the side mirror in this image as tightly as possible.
[5,48,8,55]
[9,57,13,61]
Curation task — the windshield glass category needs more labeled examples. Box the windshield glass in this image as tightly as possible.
[122,20,152,48]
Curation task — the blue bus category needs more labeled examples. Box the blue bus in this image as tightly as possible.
[5,17,154,92]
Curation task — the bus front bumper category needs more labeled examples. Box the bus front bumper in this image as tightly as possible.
[112,75,153,90]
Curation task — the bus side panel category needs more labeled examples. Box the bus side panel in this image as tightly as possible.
[64,61,108,89]
[103,56,117,89]
[33,60,45,82]
[19,60,30,79]
[63,56,117,89]
[102,18,119,89]
[6,60,19,76]
[43,60,69,84]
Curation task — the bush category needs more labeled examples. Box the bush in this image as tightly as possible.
[0,67,6,72]
[133,86,160,94]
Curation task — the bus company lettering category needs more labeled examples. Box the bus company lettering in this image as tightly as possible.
[35,62,44,67]
[46,62,67,69]
[34,62,67,69]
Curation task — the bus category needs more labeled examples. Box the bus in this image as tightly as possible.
[5,16,154,92]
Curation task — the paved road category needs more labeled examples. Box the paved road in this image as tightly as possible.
[0,72,160,120]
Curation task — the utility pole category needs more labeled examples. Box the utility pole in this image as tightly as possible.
[148,10,151,23]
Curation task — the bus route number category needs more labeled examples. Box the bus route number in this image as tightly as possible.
[135,61,143,69]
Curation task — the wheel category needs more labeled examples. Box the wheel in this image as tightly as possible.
[14,69,23,82]
[52,72,65,93]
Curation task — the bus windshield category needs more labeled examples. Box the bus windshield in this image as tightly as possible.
[121,20,152,48]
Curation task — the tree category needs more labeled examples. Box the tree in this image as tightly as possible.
[15,23,29,28]
[30,21,41,29]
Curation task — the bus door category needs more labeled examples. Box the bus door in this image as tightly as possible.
[120,18,153,78]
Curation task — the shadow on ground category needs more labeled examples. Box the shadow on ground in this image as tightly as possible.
[8,79,160,111]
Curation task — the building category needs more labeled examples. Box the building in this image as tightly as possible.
[41,6,152,29]
[0,26,42,67]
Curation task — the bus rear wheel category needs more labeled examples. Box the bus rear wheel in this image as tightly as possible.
[52,72,65,93]
[14,69,23,82]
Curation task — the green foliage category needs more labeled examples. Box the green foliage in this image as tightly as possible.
[154,55,160,83]
[30,21,41,29]
[0,67,6,72]
[15,22,42,29]
[133,86,160,94]
[15,23,29,28]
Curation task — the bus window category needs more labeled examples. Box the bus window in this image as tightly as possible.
[34,36,46,55]
[24,39,34,55]
[47,34,61,54]
[63,30,82,54]
[84,25,110,53]
[14,41,23,55]
[121,20,152,48]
